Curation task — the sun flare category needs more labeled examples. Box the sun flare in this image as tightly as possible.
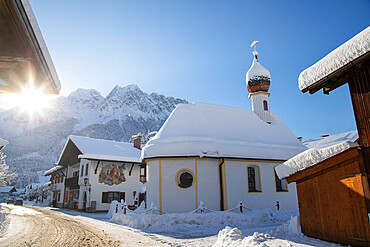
[1,86,56,116]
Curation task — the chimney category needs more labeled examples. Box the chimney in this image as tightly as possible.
[132,134,142,150]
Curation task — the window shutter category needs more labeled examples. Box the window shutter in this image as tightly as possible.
[119,192,125,202]
[102,192,108,203]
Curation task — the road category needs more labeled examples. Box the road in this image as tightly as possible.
[0,204,162,247]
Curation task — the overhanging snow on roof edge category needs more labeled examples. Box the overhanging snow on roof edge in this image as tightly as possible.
[275,141,358,180]
[298,26,370,93]
[78,154,141,163]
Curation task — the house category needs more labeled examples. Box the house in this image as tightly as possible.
[0,186,17,196]
[0,138,8,151]
[45,135,145,212]
[141,46,307,213]
[276,26,370,246]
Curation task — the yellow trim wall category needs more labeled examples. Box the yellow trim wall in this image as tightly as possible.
[195,158,198,209]
[159,159,162,215]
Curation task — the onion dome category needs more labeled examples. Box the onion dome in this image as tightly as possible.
[246,41,271,93]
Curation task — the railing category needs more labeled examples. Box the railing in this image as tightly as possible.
[65,176,79,188]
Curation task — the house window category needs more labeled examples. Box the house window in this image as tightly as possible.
[274,170,288,192]
[57,192,61,202]
[263,100,268,111]
[247,165,261,192]
[57,177,60,183]
[61,176,64,183]
[140,164,146,183]
[81,165,84,177]
[85,164,89,176]
[176,169,194,189]
[102,192,125,203]
[73,171,79,177]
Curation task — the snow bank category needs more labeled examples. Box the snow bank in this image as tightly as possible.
[0,205,5,230]
[246,57,271,81]
[110,207,294,230]
[142,103,306,160]
[299,26,370,92]
[213,216,302,247]
[276,141,357,179]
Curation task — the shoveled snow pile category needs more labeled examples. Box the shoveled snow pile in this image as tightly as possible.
[213,216,304,247]
[0,205,5,230]
[109,205,294,230]
[276,141,358,179]
[299,26,370,92]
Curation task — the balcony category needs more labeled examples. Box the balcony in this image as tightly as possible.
[65,177,79,189]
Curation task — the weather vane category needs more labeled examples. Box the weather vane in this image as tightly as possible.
[250,40,259,59]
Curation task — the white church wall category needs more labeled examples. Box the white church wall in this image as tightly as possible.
[161,159,196,213]
[197,159,220,211]
[146,159,160,211]
[225,160,298,210]
[78,159,143,211]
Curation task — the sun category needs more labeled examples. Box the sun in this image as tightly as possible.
[0,85,56,116]
[19,87,51,114]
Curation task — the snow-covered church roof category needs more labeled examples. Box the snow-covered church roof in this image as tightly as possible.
[142,103,306,160]
[58,135,141,164]
[299,26,370,92]
[276,130,358,179]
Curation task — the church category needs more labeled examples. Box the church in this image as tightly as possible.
[141,43,307,213]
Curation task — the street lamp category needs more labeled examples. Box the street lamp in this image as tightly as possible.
[84,178,88,186]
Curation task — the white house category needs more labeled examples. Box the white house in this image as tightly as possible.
[141,46,307,213]
[46,135,145,211]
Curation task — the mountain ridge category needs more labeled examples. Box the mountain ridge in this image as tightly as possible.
[0,84,188,187]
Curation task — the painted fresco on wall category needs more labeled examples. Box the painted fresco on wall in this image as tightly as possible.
[99,164,126,185]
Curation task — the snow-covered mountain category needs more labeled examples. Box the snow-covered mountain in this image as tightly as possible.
[0,84,188,187]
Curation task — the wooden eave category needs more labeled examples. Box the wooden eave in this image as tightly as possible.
[0,0,60,94]
[303,51,370,95]
[286,147,361,184]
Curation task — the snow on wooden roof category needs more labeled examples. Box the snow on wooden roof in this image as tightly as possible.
[302,130,358,149]
[299,26,370,93]
[142,103,306,160]
[43,165,63,176]
[0,186,16,193]
[0,138,9,149]
[276,131,359,179]
[58,135,141,164]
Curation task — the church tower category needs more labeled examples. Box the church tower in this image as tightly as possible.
[246,41,271,123]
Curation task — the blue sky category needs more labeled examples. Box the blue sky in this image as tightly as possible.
[6,1,370,139]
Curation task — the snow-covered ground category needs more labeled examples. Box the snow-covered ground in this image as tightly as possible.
[0,204,342,246]
[104,202,341,247]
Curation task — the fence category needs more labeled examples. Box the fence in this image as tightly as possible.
[110,200,280,216]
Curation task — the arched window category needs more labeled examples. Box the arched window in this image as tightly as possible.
[247,165,261,192]
[274,170,288,192]
[263,100,268,111]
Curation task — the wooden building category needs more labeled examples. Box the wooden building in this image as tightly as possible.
[276,26,370,246]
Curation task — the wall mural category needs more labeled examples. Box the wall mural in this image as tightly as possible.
[99,164,126,185]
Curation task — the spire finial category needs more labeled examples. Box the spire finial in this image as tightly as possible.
[250,40,259,59]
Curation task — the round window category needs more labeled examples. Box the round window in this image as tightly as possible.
[177,170,194,189]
